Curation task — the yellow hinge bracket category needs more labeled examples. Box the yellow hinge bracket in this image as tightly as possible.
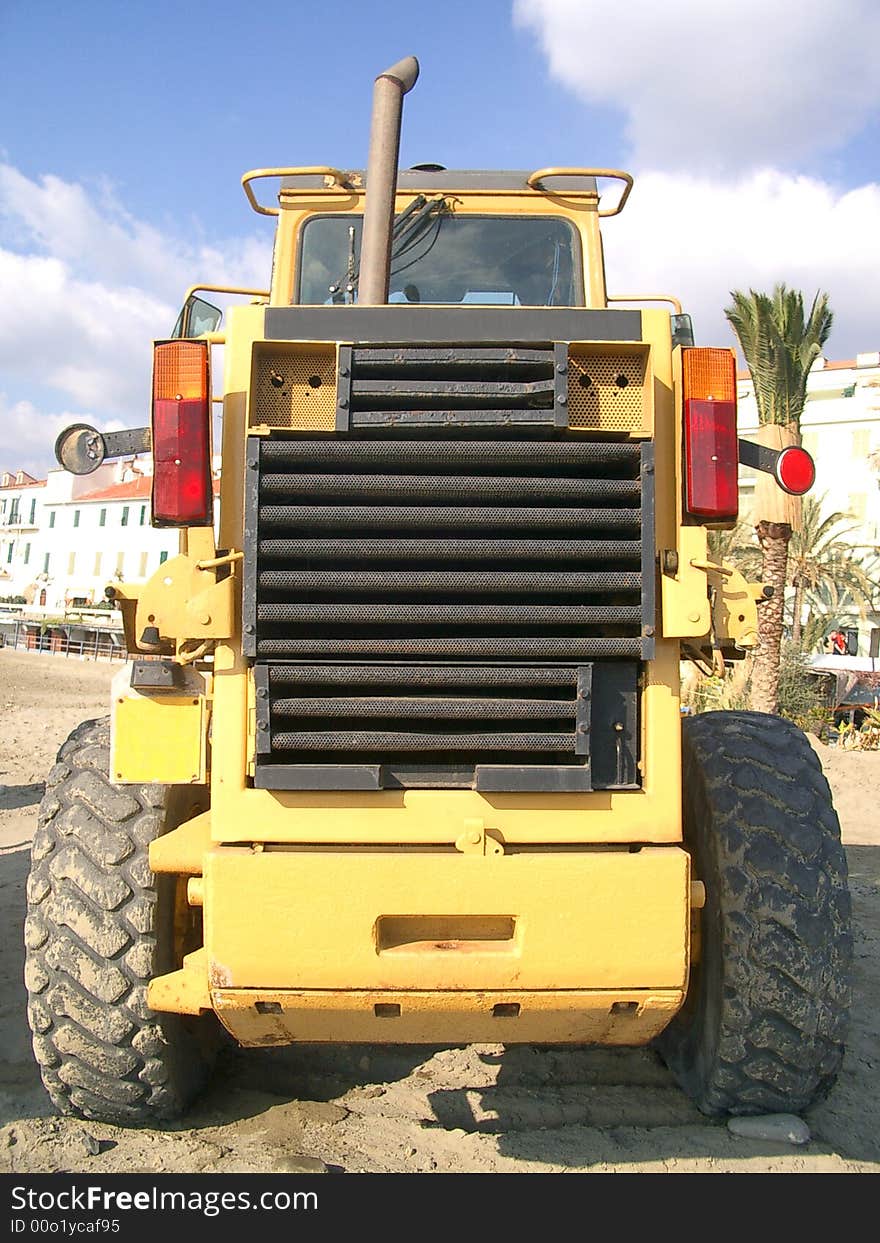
[455,818,504,857]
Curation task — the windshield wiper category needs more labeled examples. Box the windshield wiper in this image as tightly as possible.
[329,195,447,301]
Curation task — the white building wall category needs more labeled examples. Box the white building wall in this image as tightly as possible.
[0,477,47,601]
[40,462,181,612]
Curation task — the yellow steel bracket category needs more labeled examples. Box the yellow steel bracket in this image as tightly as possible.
[455,819,504,857]
[705,563,763,651]
[149,948,211,1016]
[134,552,237,648]
[660,526,712,638]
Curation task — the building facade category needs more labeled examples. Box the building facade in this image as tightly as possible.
[0,470,48,601]
[0,458,206,612]
[737,352,880,655]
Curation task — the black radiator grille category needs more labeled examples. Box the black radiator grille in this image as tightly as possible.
[244,432,653,789]
[342,344,563,429]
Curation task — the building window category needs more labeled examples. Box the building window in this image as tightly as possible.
[68,552,76,574]
[138,551,148,576]
[94,552,103,576]
[23,543,30,565]
[29,498,36,524]
[49,511,56,528]
[9,500,19,523]
[99,508,107,527]
[159,551,169,564]
[121,506,129,527]
[6,544,12,563]
[116,552,125,574]
[73,510,80,528]
[43,553,50,573]
[140,505,147,526]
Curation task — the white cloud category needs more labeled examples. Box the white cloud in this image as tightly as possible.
[0,163,271,472]
[514,0,880,172]
[0,164,270,298]
[0,394,125,480]
[603,170,880,358]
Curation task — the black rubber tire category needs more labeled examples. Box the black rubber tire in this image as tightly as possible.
[657,710,852,1116]
[25,717,215,1124]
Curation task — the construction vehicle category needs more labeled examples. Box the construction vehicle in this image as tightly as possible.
[26,57,851,1125]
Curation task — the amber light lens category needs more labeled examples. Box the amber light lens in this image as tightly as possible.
[153,341,208,401]
[682,347,737,403]
[682,348,738,522]
[151,341,213,527]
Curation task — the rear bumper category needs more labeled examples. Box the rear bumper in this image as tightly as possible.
[210,988,684,1047]
[149,844,691,1045]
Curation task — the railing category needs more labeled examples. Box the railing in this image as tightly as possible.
[0,617,126,660]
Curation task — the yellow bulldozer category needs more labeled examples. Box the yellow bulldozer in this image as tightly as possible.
[27,57,851,1124]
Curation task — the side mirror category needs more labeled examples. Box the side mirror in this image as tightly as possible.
[171,294,222,339]
[54,424,151,475]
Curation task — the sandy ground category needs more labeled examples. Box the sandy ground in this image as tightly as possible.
[1,647,878,1175]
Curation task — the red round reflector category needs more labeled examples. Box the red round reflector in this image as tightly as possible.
[775,446,815,495]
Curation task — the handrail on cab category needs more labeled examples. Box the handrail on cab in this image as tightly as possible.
[608,293,684,314]
[241,167,350,216]
[182,283,270,302]
[527,167,634,216]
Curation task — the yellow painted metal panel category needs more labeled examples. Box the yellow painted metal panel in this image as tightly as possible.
[567,342,650,433]
[203,846,689,992]
[112,695,204,785]
[249,340,337,431]
[149,811,212,875]
[661,526,712,638]
[212,987,683,1046]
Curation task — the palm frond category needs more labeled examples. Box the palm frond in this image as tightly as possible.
[725,284,833,429]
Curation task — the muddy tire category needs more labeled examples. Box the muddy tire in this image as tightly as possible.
[25,717,214,1124]
[657,710,852,1116]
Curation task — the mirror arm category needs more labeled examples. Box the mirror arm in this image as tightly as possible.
[54,424,151,475]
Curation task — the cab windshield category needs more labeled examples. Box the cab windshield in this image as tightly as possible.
[297,212,581,307]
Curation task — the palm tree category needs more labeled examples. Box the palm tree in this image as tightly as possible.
[787,496,879,646]
[724,284,833,713]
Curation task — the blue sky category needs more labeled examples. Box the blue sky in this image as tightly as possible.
[2,0,879,474]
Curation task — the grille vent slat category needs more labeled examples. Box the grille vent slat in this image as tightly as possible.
[259,538,642,563]
[258,504,641,532]
[271,697,577,720]
[258,570,641,594]
[270,731,578,753]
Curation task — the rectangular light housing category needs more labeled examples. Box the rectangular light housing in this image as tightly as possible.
[151,341,213,527]
[682,348,738,521]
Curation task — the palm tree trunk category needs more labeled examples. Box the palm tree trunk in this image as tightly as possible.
[750,520,792,713]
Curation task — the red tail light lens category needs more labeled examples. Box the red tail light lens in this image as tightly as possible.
[151,341,213,527]
[775,445,815,495]
[682,348,738,522]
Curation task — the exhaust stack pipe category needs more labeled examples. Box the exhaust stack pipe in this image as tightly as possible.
[358,55,420,305]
